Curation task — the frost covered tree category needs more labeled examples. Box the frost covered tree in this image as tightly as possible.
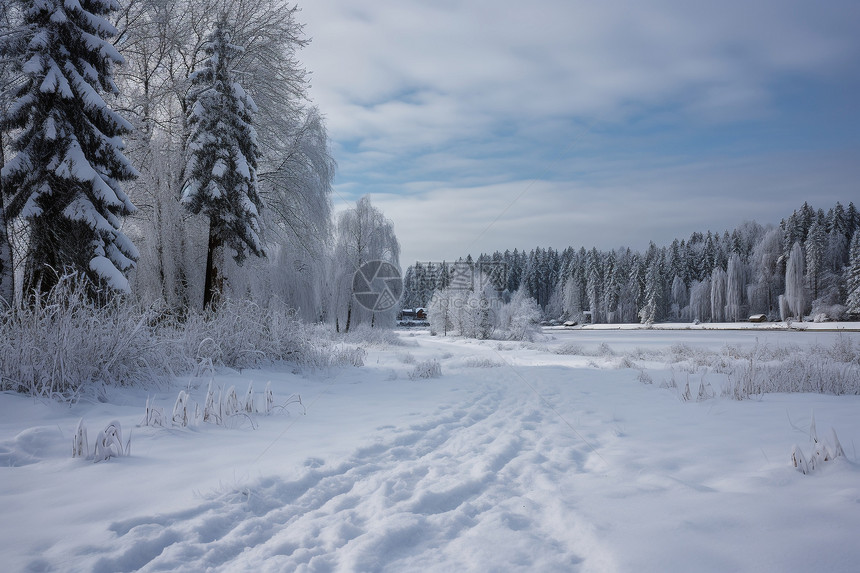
[845,231,860,316]
[329,195,400,332]
[561,270,584,323]
[710,267,727,322]
[427,288,452,336]
[110,0,330,314]
[181,19,264,310]
[749,227,783,317]
[785,241,807,320]
[689,278,711,322]
[2,0,138,299]
[670,275,686,321]
[725,254,745,322]
[497,286,541,341]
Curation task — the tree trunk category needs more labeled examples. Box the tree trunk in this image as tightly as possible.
[345,298,352,333]
[0,137,14,305]
[203,224,223,311]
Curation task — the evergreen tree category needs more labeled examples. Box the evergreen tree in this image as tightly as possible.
[846,231,860,316]
[2,0,138,298]
[562,269,583,322]
[603,249,620,322]
[586,248,602,323]
[182,19,264,309]
[847,202,859,238]
[639,259,659,325]
[805,220,825,300]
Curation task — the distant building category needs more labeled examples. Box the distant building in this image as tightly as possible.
[398,308,427,321]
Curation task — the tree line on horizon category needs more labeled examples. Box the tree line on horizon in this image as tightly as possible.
[403,201,860,324]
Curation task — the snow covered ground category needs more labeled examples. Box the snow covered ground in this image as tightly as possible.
[2,328,859,572]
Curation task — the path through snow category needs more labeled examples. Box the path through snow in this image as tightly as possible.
[87,374,613,572]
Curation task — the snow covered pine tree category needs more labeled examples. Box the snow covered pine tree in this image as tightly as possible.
[846,231,860,317]
[181,19,264,310]
[1,0,138,299]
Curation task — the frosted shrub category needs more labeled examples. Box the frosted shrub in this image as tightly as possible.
[203,382,218,423]
[668,344,699,363]
[598,343,615,357]
[827,333,857,364]
[343,325,405,347]
[0,276,167,400]
[244,383,257,414]
[410,359,442,380]
[697,376,715,401]
[681,378,692,401]
[142,397,165,427]
[723,351,860,398]
[172,391,190,426]
[496,288,541,341]
[72,419,89,458]
[792,417,846,475]
[265,382,274,414]
[464,357,504,368]
[93,421,128,462]
[396,351,416,364]
[223,386,241,417]
[75,420,129,463]
[327,345,366,367]
[1,278,360,403]
[154,383,303,429]
[555,342,584,356]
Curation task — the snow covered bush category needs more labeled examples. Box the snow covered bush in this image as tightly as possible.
[74,420,129,462]
[0,276,367,402]
[0,276,166,400]
[155,383,304,429]
[142,397,165,427]
[409,359,442,380]
[464,357,504,368]
[396,351,417,364]
[93,421,129,462]
[430,285,541,342]
[555,342,585,356]
[792,417,846,475]
[723,351,860,398]
[496,287,542,341]
[342,324,405,347]
[173,391,191,426]
[72,419,89,459]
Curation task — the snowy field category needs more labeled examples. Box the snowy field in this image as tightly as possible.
[2,328,859,572]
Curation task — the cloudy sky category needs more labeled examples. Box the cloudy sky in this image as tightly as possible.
[298,0,860,266]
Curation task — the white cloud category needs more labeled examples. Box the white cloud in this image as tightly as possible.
[366,150,860,265]
[298,0,860,266]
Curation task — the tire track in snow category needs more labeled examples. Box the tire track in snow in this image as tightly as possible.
[78,376,613,572]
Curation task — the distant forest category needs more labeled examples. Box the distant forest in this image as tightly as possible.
[402,202,860,323]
